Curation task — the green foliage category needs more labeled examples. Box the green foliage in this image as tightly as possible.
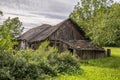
[0,41,81,80]
[48,51,80,74]
[105,3,120,46]
[70,0,120,46]
[0,17,23,50]
[0,51,15,80]
[1,17,23,39]
[47,47,120,80]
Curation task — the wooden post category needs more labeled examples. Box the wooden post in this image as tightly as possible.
[107,49,111,57]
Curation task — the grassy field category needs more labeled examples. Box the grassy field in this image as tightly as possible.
[46,47,120,80]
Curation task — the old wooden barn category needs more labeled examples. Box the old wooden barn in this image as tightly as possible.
[17,18,105,59]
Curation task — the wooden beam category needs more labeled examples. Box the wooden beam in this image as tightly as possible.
[107,49,111,57]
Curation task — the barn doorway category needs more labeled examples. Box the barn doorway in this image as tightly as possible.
[68,48,73,54]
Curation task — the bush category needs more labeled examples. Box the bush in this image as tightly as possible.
[0,51,15,80]
[0,41,81,80]
[48,51,80,74]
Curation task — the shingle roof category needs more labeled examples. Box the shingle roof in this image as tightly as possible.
[18,24,50,41]
[68,40,104,50]
[18,24,59,42]
[18,18,85,43]
[50,39,104,51]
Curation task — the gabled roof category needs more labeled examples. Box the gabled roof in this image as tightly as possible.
[18,18,85,43]
[18,24,58,42]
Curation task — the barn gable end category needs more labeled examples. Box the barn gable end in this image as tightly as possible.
[49,19,86,41]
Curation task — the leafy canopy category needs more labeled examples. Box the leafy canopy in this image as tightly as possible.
[70,0,120,46]
[0,16,23,50]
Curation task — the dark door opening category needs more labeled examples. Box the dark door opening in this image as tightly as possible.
[68,48,73,54]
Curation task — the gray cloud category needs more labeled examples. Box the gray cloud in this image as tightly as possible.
[0,0,79,31]
[0,0,77,17]
[0,0,119,32]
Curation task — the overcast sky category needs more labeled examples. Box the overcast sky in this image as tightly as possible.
[0,0,120,32]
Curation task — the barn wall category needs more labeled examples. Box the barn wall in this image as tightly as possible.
[28,42,41,50]
[49,20,84,41]
[49,40,69,52]
[18,41,29,49]
[76,50,105,60]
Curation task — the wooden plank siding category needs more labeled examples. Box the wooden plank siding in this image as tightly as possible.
[76,50,105,60]
[49,20,84,41]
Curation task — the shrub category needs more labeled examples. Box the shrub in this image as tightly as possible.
[0,41,81,80]
[48,51,80,74]
[0,51,15,80]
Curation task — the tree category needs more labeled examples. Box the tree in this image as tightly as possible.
[5,17,24,39]
[104,3,120,46]
[70,0,120,46]
[0,17,24,50]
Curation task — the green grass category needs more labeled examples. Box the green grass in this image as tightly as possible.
[46,47,120,80]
